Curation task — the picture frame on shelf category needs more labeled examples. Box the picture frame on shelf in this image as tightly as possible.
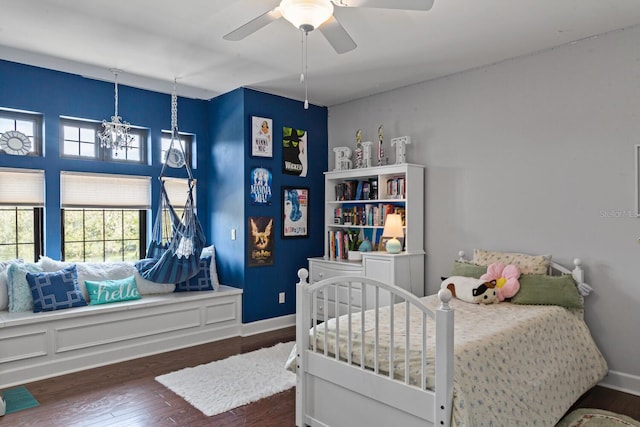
[282,186,309,239]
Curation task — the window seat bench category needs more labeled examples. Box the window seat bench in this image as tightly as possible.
[0,285,242,389]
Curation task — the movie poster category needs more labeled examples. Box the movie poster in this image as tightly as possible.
[282,126,307,177]
[251,116,272,158]
[250,167,272,205]
[282,186,309,238]
[248,216,274,267]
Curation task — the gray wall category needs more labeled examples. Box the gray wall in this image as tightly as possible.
[328,25,640,394]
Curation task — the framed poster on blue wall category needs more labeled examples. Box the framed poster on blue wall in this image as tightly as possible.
[250,166,272,205]
[282,186,309,238]
[248,216,274,267]
[282,126,307,177]
[251,116,273,158]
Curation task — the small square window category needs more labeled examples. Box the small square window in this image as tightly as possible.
[0,108,43,156]
[161,131,193,168]
[60,117,147,163]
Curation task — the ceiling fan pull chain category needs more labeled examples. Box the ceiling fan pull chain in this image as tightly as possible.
[303,30,309,110]
[300,29,305,84]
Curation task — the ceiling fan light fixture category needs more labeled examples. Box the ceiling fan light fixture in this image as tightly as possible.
[280,0,334,31]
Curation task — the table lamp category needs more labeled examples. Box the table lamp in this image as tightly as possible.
[382,213,404,254]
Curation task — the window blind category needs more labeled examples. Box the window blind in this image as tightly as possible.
[61,172,151,209]
[163,177,196,208]
[0,168,45,207]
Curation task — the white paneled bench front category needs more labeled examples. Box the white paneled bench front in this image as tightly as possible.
[0,286,242,388]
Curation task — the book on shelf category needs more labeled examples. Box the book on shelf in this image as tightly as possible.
[385,176,406,199]
[355,180,363,201]
[335,179,379,201]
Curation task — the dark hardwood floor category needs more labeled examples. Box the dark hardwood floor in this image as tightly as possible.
[2,325,639,426]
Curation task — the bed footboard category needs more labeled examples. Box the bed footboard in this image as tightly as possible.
[295,268,454,427]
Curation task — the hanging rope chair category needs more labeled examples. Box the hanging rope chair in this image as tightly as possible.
[135,81,205,284]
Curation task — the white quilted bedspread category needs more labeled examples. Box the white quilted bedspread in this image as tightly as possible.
[301,295,608,426]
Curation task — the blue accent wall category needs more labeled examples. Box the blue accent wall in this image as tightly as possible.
[209,88,327,323]
[0,59,209,259]
[0,60,328,324]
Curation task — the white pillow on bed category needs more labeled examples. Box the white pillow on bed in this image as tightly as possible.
[472,249,551,275]
[38,257,175,299]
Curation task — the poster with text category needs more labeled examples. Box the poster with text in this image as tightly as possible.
[282,126,307,177]
[250,167,272,205]
[251,116,273,158]
[282,186,309,238]
[248,216,274,267]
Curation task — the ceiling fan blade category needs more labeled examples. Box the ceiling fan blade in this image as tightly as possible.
[223,7,283,41]
[335,0,434,11]
[319,16,357,54]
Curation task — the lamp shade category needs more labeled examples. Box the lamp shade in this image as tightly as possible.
[280,0,334,30]
[382,214,404,238]
[382,213,404,254]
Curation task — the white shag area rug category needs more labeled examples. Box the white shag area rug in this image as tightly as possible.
[155,341,296,417]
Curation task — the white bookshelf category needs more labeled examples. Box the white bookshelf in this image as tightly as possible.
[323,163,424,256]
[308,164,425,316]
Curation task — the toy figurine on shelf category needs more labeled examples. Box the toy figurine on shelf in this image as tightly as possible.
[354,129,363,168]
[377,125,385,166]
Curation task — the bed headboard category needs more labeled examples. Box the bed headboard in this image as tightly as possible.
[457,250,593,296]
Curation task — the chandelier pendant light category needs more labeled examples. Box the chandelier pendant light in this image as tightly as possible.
[98,69,134,153]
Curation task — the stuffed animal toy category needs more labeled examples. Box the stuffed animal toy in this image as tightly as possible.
[440,276,498,304]
[480,262,521,301]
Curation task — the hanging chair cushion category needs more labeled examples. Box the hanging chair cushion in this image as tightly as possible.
[135,245,202,285]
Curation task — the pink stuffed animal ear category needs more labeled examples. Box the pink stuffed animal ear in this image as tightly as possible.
[480,262,521,301]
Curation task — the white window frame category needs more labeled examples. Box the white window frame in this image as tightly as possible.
[0,108,43,156]
[60,117,147,163]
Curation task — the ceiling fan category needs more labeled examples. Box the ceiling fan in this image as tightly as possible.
[224,0,435,54]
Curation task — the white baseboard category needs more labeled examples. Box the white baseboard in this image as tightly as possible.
[242,314,296,337]
[599,370,640,397]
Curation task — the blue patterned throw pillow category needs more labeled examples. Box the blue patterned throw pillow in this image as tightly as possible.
[26,265,88,312]
[175,256,213,292]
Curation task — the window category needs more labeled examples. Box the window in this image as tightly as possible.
[60,117,147,163]
[61,209,146,262]
[0,109,43,156]
[161,131,193,167]
[0,168,45,261]
[60,172,151,262]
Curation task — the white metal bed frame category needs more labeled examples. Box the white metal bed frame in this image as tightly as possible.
[294,253,589,427]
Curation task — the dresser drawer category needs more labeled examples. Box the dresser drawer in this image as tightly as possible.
[317,282,363,306]
[309,259,364,320]
[309,259,362,283]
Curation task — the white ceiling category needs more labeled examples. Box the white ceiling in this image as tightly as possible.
[2,0,640,106]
